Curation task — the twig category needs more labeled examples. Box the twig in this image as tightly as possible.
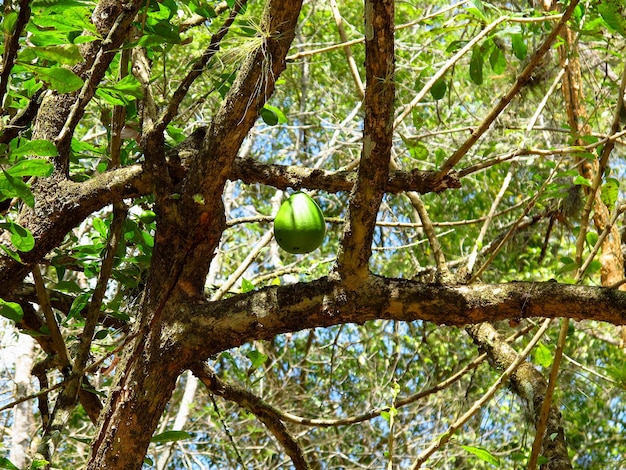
[469,155,566,282]
[410,318,552,469]
[407,191,450,279]
[154,0,248,132]
[55,1,143,153]
[466,162,515,273]
[212,229,273,300]
[193,362,310,470]
[287,2,469,62]
[527,318,569,470]
[31,265,71,371]
[328,0,364,100]
[436,0,580,177]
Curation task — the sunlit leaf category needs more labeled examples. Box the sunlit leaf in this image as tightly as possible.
[151,430,192,443]
[511,34,527,60]
[33,44,82,65]
[0,298,24,322]
[0,170,34,207]
[469,45,483,85]
[534,342,553,368]
[11,140,58,158]
[461,445,500,466]
[22,64,83,93]
[241,277,255,293]
[3,12,18,34]
[8,222,34,251]
[263,104,287,124]
[585,231,598,248]
[598,0,626,37]
[573,175,592,187]
[247,349,268,369]
[600,177,619,208]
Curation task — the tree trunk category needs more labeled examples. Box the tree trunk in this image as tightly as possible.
[10,333,35,469]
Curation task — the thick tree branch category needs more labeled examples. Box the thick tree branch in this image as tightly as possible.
[466,322,573,470]
[229,157,460,194]
[336,0,395,283]
[0,165,151,298]
[184,276,626,357]
[192,362,310,470]
[0,147,458,300]
[86,2,306,468]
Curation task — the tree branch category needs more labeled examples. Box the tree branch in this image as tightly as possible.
[192,362,310,470]
[436,0,580,179]
[335,0,395,283]
[184,276,626,358]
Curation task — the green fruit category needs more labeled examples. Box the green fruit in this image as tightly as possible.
[138,209,156,224]
[274,192,326,254]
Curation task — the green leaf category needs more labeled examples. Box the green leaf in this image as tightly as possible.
[465,0,487,21]
[22,64,83,93]
[33,44,82,65]
[0,457,19,470]
[98,74,143,100]
[600,177,619,208]
[0,170,34,207]
[33,7,97,34]
[247,349,268,369]
[260,107,279,126]
[0,244,23,263]
[241,277,255,293]
[94,329,109,340]
[598,0,626,37]
[489,44,506,74]
[586,260,602,274]
[585,231,598,248]
[534,342,553,368]
[0,220,35,251]
[7,159,55,177]
[11,140,58,158]
[511,34,527,60]
[573,175,592,187]
[0,298,24,322]
[263,104,287,124]
[461,445,500,466]
[469,45,483,85]
[30,460,50,469]
[151,430,192,443]
[3,12,18,34]
[559,256,578,274]
[190,0,217,18]
[430,79,447,100]
[67,292,90,322]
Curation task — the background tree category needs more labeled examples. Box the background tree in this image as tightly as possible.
[1,0,625,469]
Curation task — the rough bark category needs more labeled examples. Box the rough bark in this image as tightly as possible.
[180,276,626,358]
[9,333,35,469]
[86,1,304,468]
[0,151,456,301]
[336,0,395,284]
